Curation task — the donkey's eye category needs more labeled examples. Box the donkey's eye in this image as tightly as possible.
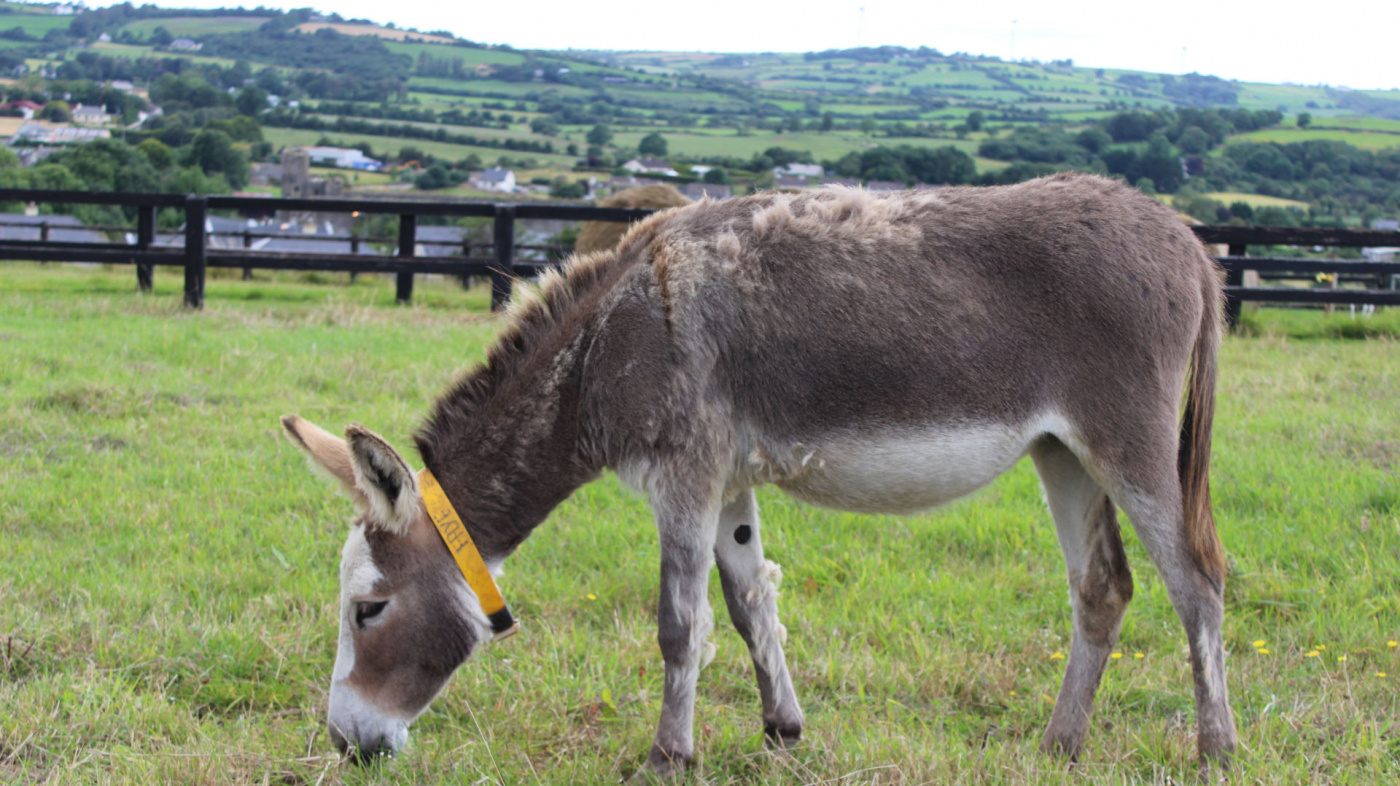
[355,600,388,628]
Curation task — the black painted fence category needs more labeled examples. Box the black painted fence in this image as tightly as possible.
[0,189,1396,324]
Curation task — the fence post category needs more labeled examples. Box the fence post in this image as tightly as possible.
[396,213,416,304]
[350,234,360,283]
[491,205,515,311]
[242,230,253,280]
[1224,242,1245,328]
[184,196,207,309]
[136,203,155,293]
[460,234,473,289]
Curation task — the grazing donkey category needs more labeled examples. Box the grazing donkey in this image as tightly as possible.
[282,173,1236,777]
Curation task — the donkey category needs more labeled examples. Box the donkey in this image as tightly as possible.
[281,172,1236,777]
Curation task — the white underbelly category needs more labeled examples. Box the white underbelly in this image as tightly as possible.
[770,422,1044,514]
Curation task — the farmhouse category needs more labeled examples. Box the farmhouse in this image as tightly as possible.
[621,157,679,177]
[468,167,516,193]
[70,105,111,126]
[774,175,811,190]
[168,39,203,52]
[774,162,824,178]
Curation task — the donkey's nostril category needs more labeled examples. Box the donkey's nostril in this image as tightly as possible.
[346,741,395,766]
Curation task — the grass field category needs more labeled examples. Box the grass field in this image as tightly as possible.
[1202,192,1311,210]
[2,264,1399,784]
[119,16,270,39]
[1228,127,1400,152]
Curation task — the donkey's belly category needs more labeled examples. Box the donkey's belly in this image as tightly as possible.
[772,422,1037,515]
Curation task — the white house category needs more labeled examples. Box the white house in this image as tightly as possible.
[71,104,111,126]
[169,39,203,52]
[469,167,516,193]
[622,157,678,177]
[302,146,383,171]
[774,163,824,178]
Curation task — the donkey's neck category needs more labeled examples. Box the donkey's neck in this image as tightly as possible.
[420,331,600,563]
[413,252,647,564]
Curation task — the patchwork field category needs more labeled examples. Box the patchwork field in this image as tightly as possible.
[1,264,1398,784]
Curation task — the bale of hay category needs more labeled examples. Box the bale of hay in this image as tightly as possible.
[574,184,691,255]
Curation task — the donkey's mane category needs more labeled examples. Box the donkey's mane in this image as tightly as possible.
[413,209,677,467]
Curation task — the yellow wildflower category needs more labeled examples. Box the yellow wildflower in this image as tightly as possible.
[1253,640,1266,648]
[1257,648,1270,655]
[1305,651,1320,658]
[1110,652,1123,659]
[1388,641,1398,648]
[1134,652,1145,659]
[1050,652,1065,660]
[1377,672,1387,678]
[1338,655,1347,662]
[586,594,597,600]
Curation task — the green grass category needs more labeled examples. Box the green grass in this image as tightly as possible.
[118,16,271,39]
[608,129,980,162]
[0,11,76,38]
[2,263,1399,783]
[1203,192,1311,210]
[1228,127,1400,151]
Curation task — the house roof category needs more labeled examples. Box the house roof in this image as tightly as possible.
[0,213,106,244]
[865,181,906,192]
[476,167,513,182]
[680,183,731,200]
[774,176,811,189]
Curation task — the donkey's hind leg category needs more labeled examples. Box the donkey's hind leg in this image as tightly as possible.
[1031,437,1134,761]
[1108,462,1237,765]
[714,488,804,747]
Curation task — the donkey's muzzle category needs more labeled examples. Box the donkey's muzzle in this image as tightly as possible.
[330,723,399,765]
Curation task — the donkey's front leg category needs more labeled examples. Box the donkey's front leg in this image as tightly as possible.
[714,488,803,747]
[639,491,720,779]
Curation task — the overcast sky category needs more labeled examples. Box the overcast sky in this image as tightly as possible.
[90,1,1399,91]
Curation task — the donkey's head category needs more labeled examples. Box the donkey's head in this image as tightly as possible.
[281,415,492,761]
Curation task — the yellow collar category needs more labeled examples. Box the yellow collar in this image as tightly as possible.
[418,468,519,642]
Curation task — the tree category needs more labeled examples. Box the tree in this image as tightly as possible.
[38,100,71,122]
[966,110,985,132]
[1296,112,1312,128]
[586,124,612,146]
[703,167,730,185]
[150,26,174,46]
[1176,126,1212,155]
[638,132,667,156]
[820,112,834,132]
[236,86,268,117]
[530,116,559,136]
[415,163,450,190]
[183,129,250,189]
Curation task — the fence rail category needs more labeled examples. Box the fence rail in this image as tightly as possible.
[0,188,1396,322]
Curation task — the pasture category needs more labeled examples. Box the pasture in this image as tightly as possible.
[2,263,1398,784]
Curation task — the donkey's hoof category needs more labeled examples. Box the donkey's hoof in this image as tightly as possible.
[627,748,689,784]
[1038,733,1083,763]
[763,722,803,750]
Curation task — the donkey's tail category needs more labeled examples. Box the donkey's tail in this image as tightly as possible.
[1179,264,1226,587]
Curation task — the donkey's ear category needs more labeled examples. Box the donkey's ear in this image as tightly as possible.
[281,414,367,507]
[345,424,420,535]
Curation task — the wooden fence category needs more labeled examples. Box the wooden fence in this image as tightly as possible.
[0,188,1397,323]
